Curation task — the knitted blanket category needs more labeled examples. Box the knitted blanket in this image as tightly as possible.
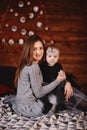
[0,95,87,130]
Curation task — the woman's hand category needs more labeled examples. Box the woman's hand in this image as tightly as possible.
[64,81,73,100]
[57,70,66,83]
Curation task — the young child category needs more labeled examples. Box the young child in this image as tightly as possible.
[39,44,69,113]
[39,44,87,113]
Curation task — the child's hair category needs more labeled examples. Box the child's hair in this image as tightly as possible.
[45,43,60,54]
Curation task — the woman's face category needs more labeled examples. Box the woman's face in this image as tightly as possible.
[33,41,44,63]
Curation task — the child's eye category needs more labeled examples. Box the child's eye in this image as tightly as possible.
[48,55,51,58]
[49,56,51,58]
[54,56,57,58]
[54,55,57,58]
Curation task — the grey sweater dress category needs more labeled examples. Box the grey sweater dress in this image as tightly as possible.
[12,63,60,118]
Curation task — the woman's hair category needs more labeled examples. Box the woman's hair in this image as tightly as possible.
[14,35,45,86]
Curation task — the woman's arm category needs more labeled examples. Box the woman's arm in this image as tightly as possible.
[30,65,66,98]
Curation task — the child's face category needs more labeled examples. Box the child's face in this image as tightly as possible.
[46,47,60,66]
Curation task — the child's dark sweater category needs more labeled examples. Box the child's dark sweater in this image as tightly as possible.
[39,61,63,83]
[39,61,66,113]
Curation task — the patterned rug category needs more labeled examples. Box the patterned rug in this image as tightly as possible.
[0,95,87,130]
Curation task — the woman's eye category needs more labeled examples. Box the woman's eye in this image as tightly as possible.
[33,47,37,51]
[33,48,36,51]
[33,47,43,51]
[40,47,43,50]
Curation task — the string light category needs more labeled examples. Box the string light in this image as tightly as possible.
[18,38,24,45]
[18,1,24,8]
[1,0,54,45]
[20,29,27,35]
[8,39,15,45]
[28,30,35,36]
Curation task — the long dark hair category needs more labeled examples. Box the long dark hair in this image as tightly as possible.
[14,35,45,86]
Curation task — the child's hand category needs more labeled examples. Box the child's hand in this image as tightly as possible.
[57,70,66,83]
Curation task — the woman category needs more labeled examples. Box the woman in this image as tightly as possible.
[12,35,73,118]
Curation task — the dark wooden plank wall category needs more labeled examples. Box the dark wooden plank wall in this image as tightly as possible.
[44,0,87,93]
[0,0,87,93]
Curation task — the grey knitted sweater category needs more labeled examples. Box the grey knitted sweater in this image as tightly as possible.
[16,63,60,104]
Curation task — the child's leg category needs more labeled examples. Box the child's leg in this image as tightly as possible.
[40,95,53,114]
[41,81,67,114]
[54,81,67,112]
[47,82,65,113]
[48,94,57,112]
